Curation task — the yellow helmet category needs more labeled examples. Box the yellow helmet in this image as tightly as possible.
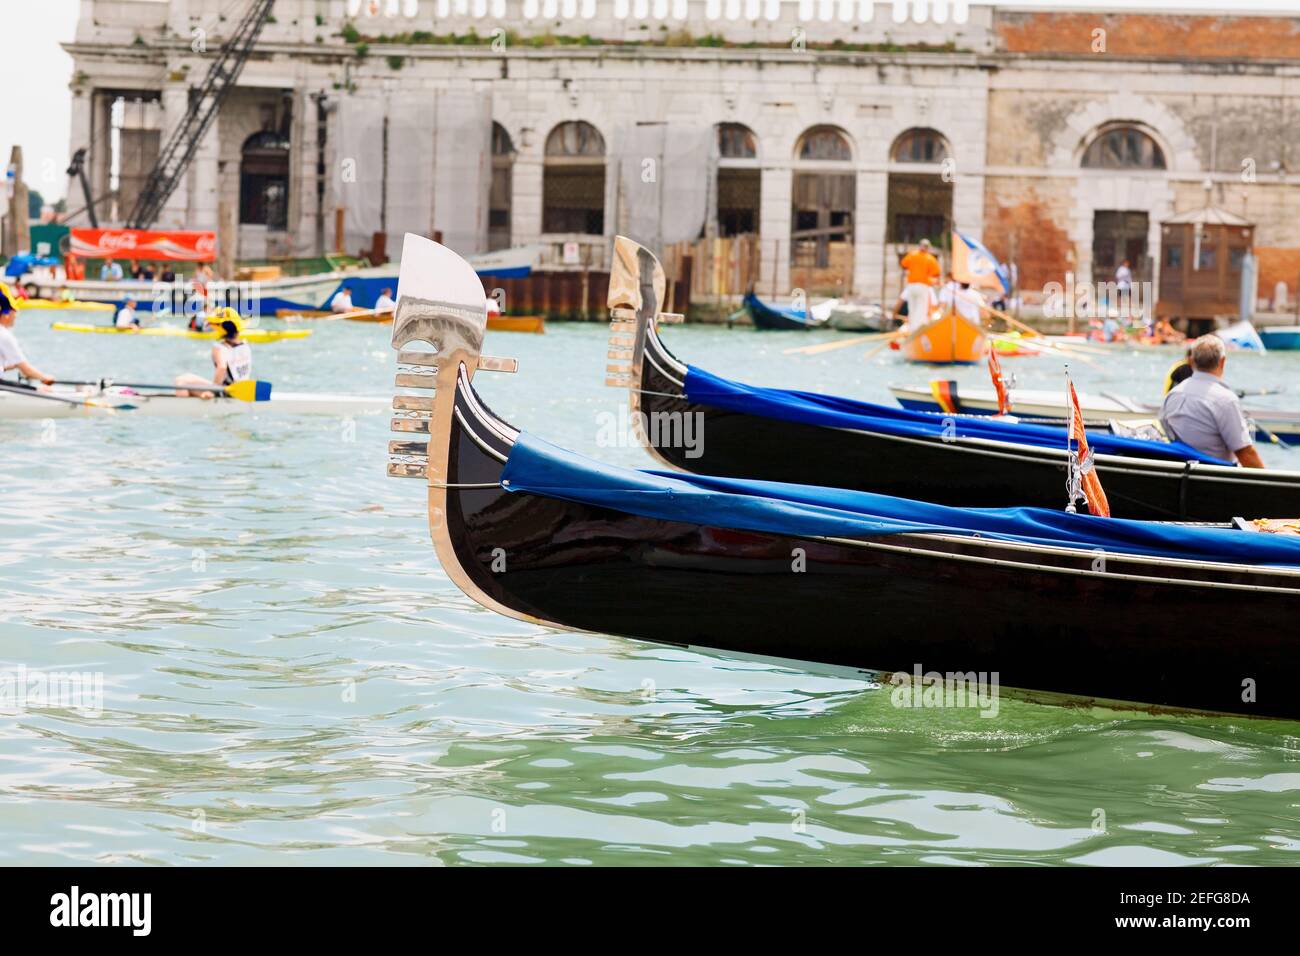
[207,307,243,334]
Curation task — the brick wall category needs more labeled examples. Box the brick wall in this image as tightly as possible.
[982,177,1075,297]
[995,13,1300,60]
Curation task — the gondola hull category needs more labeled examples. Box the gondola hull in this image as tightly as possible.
[743,291,827,331]
[388,235,1300,721]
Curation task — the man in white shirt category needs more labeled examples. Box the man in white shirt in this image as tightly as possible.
[937,276,984,322]
[0,299,55,387]
[100,258,124,281]
[115,298,141,328]
[330,285,355,313]
[374,288,396,313]
[1160,334,1263,468]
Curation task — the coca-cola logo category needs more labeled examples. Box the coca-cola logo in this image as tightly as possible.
[100,232,138,250]
[195,235,216,254]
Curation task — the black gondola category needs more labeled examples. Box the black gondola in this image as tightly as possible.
[743,290,828,330]
[388,235,1300,721]
[606,237,1300,522]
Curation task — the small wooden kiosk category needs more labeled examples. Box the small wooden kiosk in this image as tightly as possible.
[1156,205,1254,331]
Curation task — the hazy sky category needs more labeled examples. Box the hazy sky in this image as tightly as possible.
[6,0,1295,204]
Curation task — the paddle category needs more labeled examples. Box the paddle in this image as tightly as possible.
[0,380,126,409]
[784,331,899,356]
[54,379,273,402]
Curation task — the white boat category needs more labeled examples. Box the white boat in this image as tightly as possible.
[0,385,390,420]
[23,245,541,316]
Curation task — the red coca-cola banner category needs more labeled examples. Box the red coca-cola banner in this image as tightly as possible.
[69,228,217,262]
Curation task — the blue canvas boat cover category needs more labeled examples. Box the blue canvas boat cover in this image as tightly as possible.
[683,365,1232,466]
[501,432,1300,567]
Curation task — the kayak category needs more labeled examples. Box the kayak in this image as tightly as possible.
[890,382,1300,446]
[16,298,114,313]
[0,385,387,420]
[50,322,312,343]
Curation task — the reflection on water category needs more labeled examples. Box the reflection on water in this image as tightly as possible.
[1,315,1298,865]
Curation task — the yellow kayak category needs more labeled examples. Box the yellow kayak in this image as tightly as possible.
[50,322,312,343]
[16,298,115,313]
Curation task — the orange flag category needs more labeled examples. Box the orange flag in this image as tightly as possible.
[987,345,1011,415]
[1067,379,1110,517]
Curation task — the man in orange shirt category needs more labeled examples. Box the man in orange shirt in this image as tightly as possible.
[899,239,940,330]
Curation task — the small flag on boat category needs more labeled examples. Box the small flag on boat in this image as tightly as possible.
[929,379,960,415]
[987,345,1012,415]
[951,230,1012,296]
[1066,376,1110,517]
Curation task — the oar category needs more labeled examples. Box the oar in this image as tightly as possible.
[0,380,126,409]
[784,331,898,356]
[54,379,272,402]
[862,332,908,361]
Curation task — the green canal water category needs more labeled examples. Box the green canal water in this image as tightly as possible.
[2,311,1298,865]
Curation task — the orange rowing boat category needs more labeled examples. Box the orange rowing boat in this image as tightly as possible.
[901,311,986,364]
[488,314,545,334]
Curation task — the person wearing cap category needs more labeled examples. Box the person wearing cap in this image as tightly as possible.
[1159,334,1263,468]
[899,239,941,330]
[0,288,56,389]
[174,310,252,399]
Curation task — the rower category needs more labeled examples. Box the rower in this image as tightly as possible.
[1159,334,1264,468]
[899,239,940,330]
[330,284,355,313]
[115,298,141,329]
[0,291,55,388]
[374,287,396,313]
[937,273,983,322]
[173,311,252,399]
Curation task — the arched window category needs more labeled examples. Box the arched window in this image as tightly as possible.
[716,123,759,237]
[796,125,852,162]
[718,123,757,160]
[489,123,514,251]
[543,121,606,235]
[545,120,605,158]
[791,126,854,287]
[891,128,949,164]
[1081,126,1166,170]
[239,130,290,229]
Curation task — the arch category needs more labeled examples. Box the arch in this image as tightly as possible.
[717,122,757,161]
[489,122,515,251]
[890,127,950,165]
[716,123,759,237]
[543,121,606,235]
[795,124,853,162]
[1080,123,1167,170]
[791,126,855,290]
[239,129,290,229]
[544,120,606,159]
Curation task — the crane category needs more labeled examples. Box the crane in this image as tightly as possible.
[126,0,277,228]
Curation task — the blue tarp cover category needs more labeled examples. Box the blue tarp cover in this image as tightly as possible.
[500,432,1300,567]
[683,365,1232,466]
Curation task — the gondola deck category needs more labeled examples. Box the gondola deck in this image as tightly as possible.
[387,234,1300,721]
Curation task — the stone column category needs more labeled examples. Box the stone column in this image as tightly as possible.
[758,164,791,297]
[157,83,192,227]
[511,151,543,248]
[855,168,888,301]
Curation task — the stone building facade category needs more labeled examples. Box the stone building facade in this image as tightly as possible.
[64,0,1300,304]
